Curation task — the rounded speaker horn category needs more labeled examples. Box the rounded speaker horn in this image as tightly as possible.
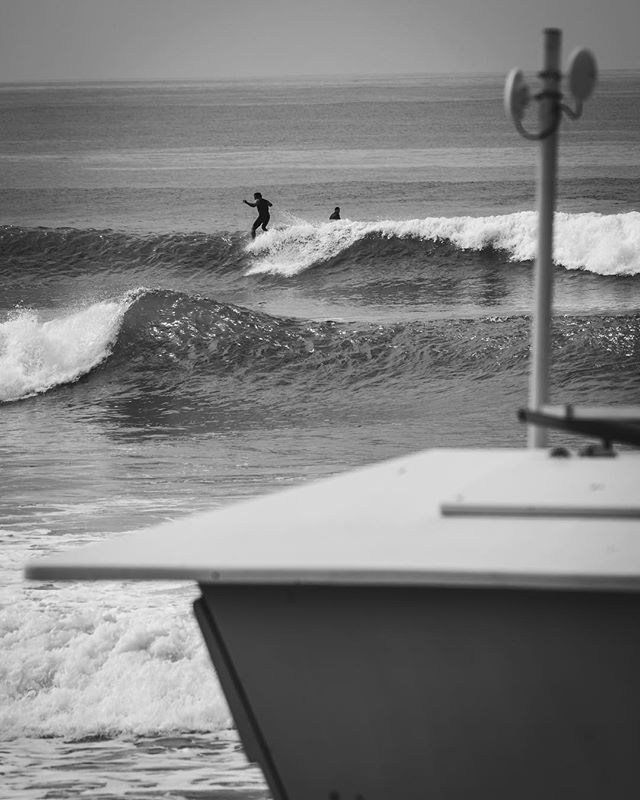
[567,48,597,103]
[504,68,530,122]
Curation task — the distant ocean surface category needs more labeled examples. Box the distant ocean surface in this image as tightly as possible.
[2,72,640,798]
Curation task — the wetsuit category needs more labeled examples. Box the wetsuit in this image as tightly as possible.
[249,198,272,237]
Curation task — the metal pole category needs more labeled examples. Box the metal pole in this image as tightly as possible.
[529,28,561,448]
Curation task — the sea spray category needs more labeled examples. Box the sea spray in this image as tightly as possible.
[246,219,365,276]
[0,292,141,403]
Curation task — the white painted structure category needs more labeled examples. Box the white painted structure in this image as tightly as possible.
[26,447,640,590]
[25,446,640,800]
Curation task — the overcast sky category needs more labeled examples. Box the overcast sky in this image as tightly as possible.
[1,0,639,82]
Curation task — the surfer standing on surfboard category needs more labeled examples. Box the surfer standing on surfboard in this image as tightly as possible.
[243,192,273,239]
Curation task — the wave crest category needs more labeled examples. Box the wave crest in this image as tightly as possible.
[245,211,640,277]
[0,292,140,402]
[3,284,639,406]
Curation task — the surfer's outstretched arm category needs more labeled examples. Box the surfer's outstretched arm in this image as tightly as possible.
[243,199,257,207]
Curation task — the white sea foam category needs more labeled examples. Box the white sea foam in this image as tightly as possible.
[0,293,138,403]
[245,211,640,277]
[246,219,366,276]
[0,574,230,739]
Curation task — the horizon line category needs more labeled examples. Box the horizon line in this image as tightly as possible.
[1,66,639,88]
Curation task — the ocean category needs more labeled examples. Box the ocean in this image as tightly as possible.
[1,72,640,798]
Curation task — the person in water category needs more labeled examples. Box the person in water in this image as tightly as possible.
[329,206,341,220]
[243,192,273,238]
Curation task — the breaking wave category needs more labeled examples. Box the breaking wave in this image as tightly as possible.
[246,211,640,277]
[0,292,140,402]
[2,287,639,404]
[2,211,640,285]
